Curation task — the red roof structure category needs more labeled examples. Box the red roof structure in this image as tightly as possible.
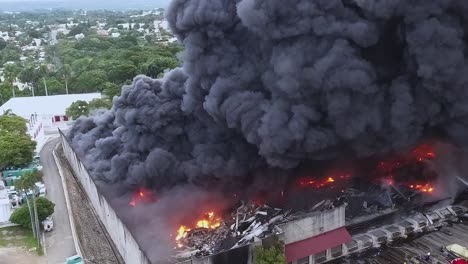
[285,227,352,262]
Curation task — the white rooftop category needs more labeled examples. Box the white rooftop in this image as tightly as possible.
[0,93,101,118]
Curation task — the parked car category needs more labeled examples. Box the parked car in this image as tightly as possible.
[8,192,20,207]
[34,182,46,197]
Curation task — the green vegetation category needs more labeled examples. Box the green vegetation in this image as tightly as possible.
[9,197,55,230]
[50,34,181,97]
[0,226,42,255]
[14,171,43,190]
[254,239,287,264]
[0,114,36,169]
[66,98,112,119]
[0,9,182,104]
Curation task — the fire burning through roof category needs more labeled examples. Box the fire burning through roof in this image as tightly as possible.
[295,144,438,195]
[175,211,222,247]
[67,0,468,262]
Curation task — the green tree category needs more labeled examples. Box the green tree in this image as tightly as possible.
[3,64,20,97]
[254,240,287,264]
[144,35,153,43]
[10,197,55,229]
[107,62,137,83]
[0,133,36,169]
[0,114,28,134]
[102,82,121,98]
[39,64,49,96]
[19,65,40,96]
[15,171,43,190]
[62,64,72,94]
[66,100,89,119]
[68,24,88,36]
[37,78,64,96]
[28,29,41,39]
[142,57,179,78]
[71,57,93,76]
[88,98,112,112]
[0,38,6,50]
[73,69,108,93]
[0,83,13,104]
[1,46,20,63]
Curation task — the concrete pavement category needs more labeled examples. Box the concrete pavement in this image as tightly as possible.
[40,138,76,264]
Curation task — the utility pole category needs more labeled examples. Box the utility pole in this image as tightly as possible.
[32,194,41,248]
[24,190,36,239]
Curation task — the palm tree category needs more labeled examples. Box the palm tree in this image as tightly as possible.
[19,65,38,97]
[39,64,48,96]
[4,64,20,97]
[63,64,72,94]
[2,109,14,116]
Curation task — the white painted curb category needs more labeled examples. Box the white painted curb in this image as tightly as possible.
[52,144,83,258]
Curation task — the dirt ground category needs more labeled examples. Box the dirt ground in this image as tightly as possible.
[0,247,46,264]
[0,226,45,264]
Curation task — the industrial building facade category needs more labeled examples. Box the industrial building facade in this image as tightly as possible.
[59,131,467,264]
[280,206,351,264]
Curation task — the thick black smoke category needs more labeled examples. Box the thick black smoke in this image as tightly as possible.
[71,0,468,192]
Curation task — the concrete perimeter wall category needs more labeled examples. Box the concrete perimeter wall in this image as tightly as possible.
[60,131,150,264]
[279,206,346,244]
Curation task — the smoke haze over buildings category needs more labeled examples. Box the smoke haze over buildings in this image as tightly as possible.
[71,0,468,192]
[65,0,468,261]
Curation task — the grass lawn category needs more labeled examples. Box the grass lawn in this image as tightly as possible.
[0,226,43,255]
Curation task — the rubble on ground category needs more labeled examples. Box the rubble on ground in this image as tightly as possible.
[175,201,289,258]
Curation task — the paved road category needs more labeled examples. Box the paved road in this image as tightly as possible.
[40,138,76,263]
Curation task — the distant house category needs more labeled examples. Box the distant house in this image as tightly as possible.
[74,33,85,40]
[97,30,109,36]
[111,32,121,38]
[0,31,9,41]
[32,38,42,46]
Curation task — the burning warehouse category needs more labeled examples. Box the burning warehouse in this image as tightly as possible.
[64,0,468,264]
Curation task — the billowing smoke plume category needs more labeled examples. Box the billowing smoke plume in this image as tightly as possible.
[71,0,468,192]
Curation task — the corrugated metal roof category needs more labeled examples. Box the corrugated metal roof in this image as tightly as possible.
[447,244,468,259]
[0,93,102,118]
[285,227,352,262]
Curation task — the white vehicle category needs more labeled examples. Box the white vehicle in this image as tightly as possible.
[43,217,54,232]
[34,182,47,197]
[7,188,21,206]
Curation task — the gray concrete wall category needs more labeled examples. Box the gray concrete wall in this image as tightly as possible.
[279,206,346,245]
[60,132,150,264]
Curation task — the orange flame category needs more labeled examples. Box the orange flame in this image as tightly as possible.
[176,226,190,241]
[175,211,222,247]
[408,183,435,193]
[195,211,221,229]
[129,188,157,207]
[299,175,345,189]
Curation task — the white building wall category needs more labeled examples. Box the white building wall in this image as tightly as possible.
[60,132,150,264]
[0,182,11,223]
[278,206,346,245]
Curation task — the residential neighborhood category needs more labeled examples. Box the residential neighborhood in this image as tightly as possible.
[0,8,180,104]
